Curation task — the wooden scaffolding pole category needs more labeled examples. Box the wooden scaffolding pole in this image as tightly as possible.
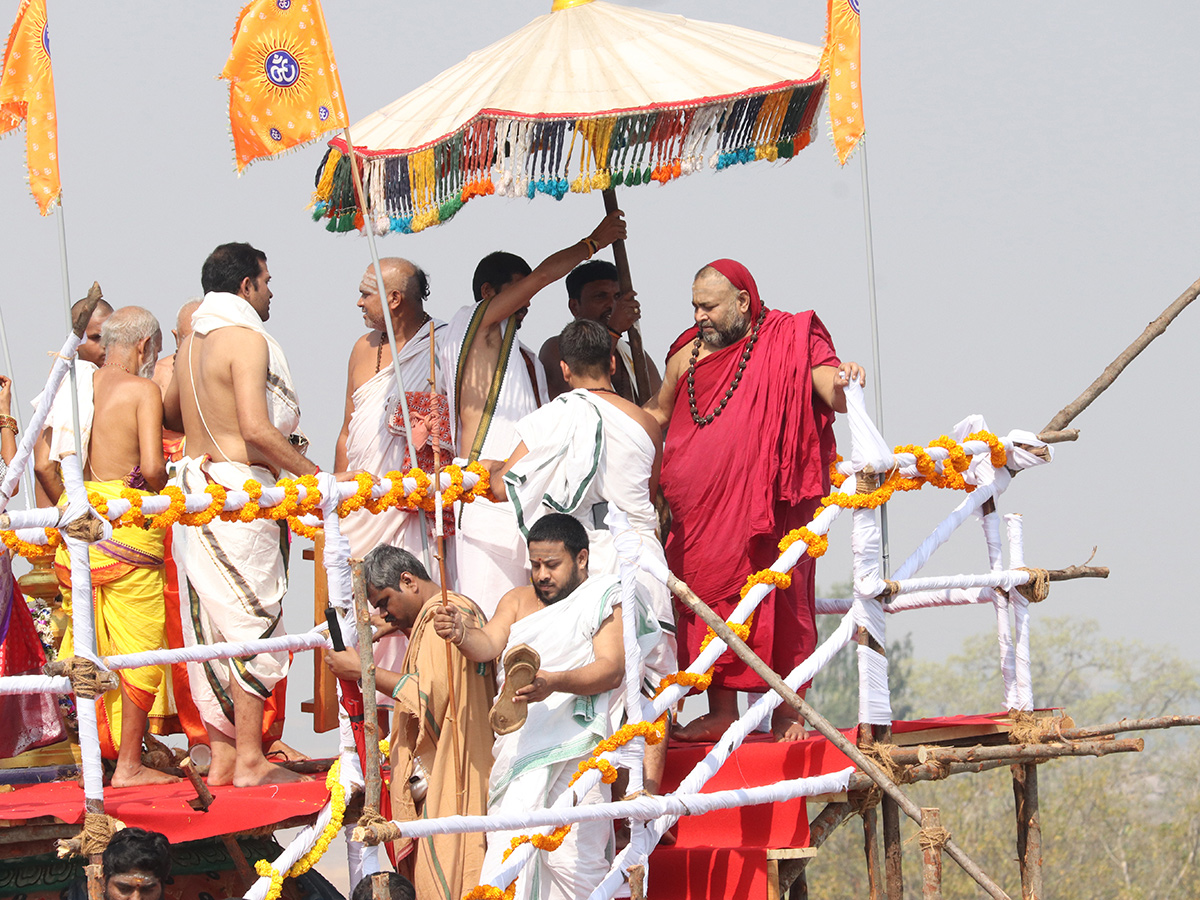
[669,575,1013,900]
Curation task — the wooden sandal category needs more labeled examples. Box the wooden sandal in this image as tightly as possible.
[490,643,541,735]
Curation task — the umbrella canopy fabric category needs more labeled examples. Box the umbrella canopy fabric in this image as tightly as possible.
[311,0,825,235]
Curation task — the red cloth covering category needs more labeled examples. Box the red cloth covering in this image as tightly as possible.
[0,777,332,843]
[661,259,839,691]
[0,558,65,758]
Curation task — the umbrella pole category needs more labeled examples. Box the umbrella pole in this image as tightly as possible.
[342,128,434,574]
[601,189,652,404]
[858,142,889,576]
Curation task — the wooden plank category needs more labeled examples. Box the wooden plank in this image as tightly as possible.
[767,847,818,860]
[305,532,339,733]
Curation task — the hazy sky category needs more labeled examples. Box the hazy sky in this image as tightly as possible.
[2,0,1198,756]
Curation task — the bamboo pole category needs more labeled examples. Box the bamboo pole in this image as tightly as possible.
[351,561,383,817]
[1042,274,1200,433]
[884,738,1143,767]
[429,321,464,812]
[882,794,904,900]
[920,808,944,900]
[1012,764,1042,900]
[1059,715,1200,740]
[600,188,650,404]
[863,801,883,900]
[668,574,1013,900]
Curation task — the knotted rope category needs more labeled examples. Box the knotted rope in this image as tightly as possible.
[352,807,402,846]
[1007,710,1068,745]
[849,786,882,817]
[915,823,952,852]
[45,657,116,700]
[56,812,122,858]
[858,738,906,785]
[1014,566,1050,603]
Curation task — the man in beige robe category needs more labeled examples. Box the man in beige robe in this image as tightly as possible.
[325,545,495,900]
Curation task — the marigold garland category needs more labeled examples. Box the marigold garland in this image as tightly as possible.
[654,669,714,696]
[180,484,228,527]
[778,526,828,558]
[569,757,619,787]
[255,758,347,900]
[119,488,146,528]
[829,455,848,489]
[463,883,516,900]
[148,486,186,531]
[740,569,791,599]
[336,472,376,518]
[0,527,59,559]
[966,430,1007,469]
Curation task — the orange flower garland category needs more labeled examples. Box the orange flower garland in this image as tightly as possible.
[778,526,828,558]
[336,472,376,518]
[119,488,147,528]
[148,486,186,531]
[966,430,1008,469]
[221,479,264,524]
[569,757,619,787]
[740,569,792,599]
[1,527,59,559]
[181,484,228,527]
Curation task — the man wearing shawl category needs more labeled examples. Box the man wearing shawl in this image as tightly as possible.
[440,213,626,614]
[165,242,323,786]
[495,319,675,789]
[55,306,178,786]
[324,545,495,900]
[435,514,647,900]
[336,258,453,705]
[646,260,864,742]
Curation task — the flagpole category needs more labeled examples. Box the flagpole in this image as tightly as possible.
[0,301,36,506]
[858,140,889,576]
[55,205,85,467]
[340,127,433,573]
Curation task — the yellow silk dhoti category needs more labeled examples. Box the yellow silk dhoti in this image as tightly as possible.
[55,480,170,759]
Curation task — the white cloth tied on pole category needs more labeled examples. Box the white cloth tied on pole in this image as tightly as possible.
[844,381,893,475]
[0,331,83,508]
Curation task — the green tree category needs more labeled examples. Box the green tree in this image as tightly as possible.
[803,616,1200,899]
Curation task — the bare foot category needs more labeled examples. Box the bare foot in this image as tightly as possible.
[233,760,312,787]
[673,712,738,743]
[111,764,181,788]
[771,713,808,742]
[206,760,236,787]
[265,739,310,762]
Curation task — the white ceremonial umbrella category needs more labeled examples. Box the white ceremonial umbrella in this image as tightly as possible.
[310,0,828,398]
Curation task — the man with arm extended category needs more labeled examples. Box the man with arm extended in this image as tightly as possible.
[164,242,324,786]
[644,259,865,743]
[54,306,178,786]
[443,213,626,613]
[324,545,495,900]
[494,319,675,792]
[434,514,637,900]
[33,296,113,506]
[538,260,662,403]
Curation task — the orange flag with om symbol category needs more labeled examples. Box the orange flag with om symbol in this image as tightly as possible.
[0,0,61,215]
[221,0,349,172]
[821,0,864,165]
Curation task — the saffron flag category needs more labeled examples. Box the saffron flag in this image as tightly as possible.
[821,0,864,165]
[221,0,348,172]
[0,0,61,215]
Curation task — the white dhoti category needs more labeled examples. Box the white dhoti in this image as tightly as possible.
[342,323,455,700]
[442,303,547,616]
[175,291,303,737]
[506,390,677,693]
[179,458,290,737]
[481,574,622,900]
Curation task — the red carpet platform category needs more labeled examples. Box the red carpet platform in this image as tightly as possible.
[0,777,332,843]
[649,714,1013,899]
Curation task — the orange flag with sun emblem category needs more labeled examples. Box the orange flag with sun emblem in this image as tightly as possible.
[821,0,864,165]
[0,0,61,214]
[221,0,349,172]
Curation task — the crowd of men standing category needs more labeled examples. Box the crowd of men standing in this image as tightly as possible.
[22,210,863,900]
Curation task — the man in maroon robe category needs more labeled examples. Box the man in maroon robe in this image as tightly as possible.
[646,259,864,741]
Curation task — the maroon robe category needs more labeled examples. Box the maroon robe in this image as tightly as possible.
[661,259,839,690]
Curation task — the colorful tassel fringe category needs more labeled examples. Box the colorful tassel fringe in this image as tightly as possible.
[309,79,825,236]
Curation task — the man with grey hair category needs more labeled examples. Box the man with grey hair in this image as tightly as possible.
[32,295,114,504]
[52,306,179,786]
[324,544,494,900]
